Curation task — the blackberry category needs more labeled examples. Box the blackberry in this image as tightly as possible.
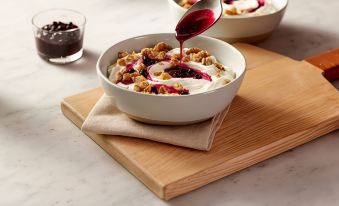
[151,86,158,94]
[194,73,202,79]
[140,69,149,78]
[42,21,78,32]
[143,56,157,67]
[128,68,136,73]
[180,89,190,95]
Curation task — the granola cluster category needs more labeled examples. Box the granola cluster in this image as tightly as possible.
[179,0,197,9]
[114,43,168,77]
[174,47,226,77]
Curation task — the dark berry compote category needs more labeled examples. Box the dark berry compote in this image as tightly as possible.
[35,21,83,60]
[164,64,212,81]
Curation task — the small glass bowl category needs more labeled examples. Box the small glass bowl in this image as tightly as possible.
[32,9,86,64]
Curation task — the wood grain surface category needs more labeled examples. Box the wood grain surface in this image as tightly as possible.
[61,43,339,200]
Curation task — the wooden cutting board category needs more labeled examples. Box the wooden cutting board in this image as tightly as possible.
[61,43,339,200]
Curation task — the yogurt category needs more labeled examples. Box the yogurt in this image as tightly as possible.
[179,0,278,17]
[223,0,277,16]
[108,47,236,95]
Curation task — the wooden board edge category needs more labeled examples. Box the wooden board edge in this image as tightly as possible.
[60,99,166,199]
[302,60,339,83]
[304,48,339,82]
[61,100,84,128]
[163,116,339,200]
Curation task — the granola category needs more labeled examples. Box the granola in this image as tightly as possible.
[107,42,236,95]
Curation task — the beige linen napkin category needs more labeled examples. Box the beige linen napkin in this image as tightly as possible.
[82,95,229,151]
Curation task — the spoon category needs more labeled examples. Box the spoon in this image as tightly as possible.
[175,0,223,61]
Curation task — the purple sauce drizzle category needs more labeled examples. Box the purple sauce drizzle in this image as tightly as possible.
[224,0,266,13]
[224,0,234,4]
[175,9,216,63]
[120,79,134,85]
[164,64,212,81]
[126,62,136,72]
[120,62,211,95]
[153,84,189,95]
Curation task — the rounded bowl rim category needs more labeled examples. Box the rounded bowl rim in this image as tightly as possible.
[168,0,289,20]
[96,33,246,98]
[31,8,86,33]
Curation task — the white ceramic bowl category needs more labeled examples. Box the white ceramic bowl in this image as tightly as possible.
[168,0,288,43]
[97,33,246,125]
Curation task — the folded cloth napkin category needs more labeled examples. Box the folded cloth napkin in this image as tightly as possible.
[82,95,229,151]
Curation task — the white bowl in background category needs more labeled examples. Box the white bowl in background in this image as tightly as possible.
[168,0,288,43]
[97,33,246,125]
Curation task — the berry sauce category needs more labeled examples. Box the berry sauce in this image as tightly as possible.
[175,9,217,63]
[35,21,83,59]
[164,64,212,81]
[224,0,266,12]
[120,79,134,85]
[126,62,136,72]
[249,0,266,12]
[143,56,158,67]
[224,0,234,4]
[258,0,266,6]
[153,84,189,95]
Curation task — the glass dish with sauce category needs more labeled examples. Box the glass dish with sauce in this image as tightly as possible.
[32,9,86,64]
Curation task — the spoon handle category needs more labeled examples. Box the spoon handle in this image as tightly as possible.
[305,48,339,82]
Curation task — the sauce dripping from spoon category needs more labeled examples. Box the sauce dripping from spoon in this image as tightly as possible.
[175,9,216,63]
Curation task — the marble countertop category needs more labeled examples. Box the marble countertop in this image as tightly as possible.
[0,0,338,205]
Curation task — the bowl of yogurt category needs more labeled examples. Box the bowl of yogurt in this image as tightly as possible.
[168,0,288,43]
[97,33,246,125]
